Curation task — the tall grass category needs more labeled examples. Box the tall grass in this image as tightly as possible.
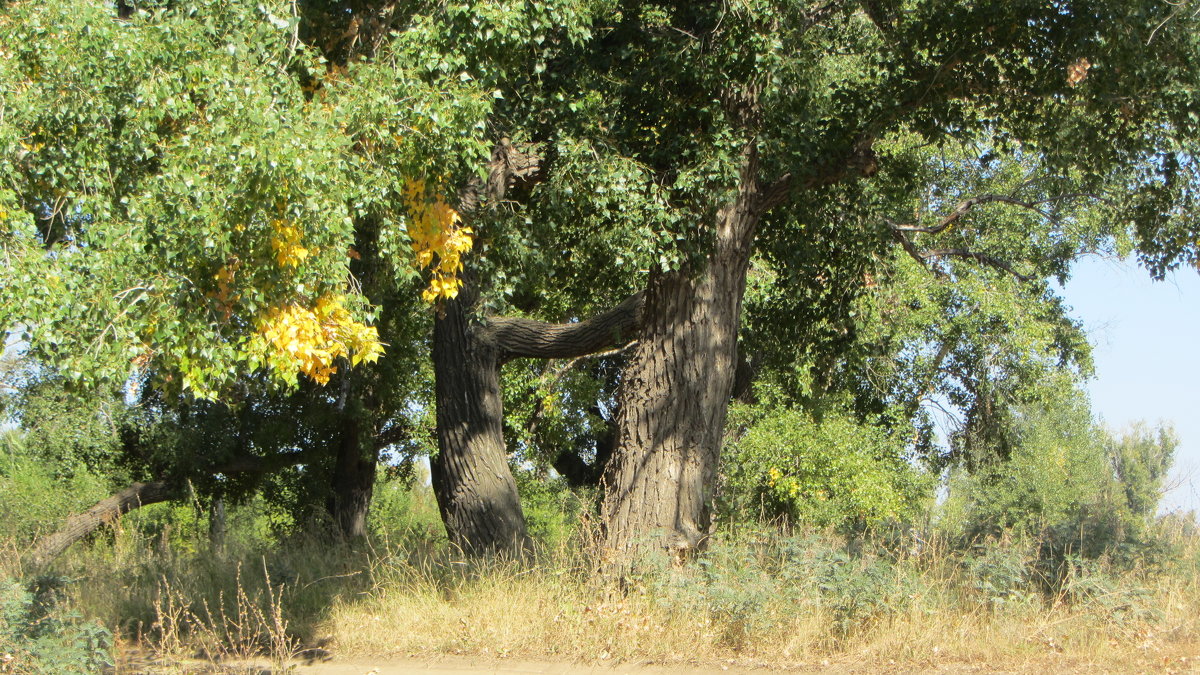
[4,484,1199,673]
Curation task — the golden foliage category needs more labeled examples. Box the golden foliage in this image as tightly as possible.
[403,179,473,303]
[251,294,385,385]
[270,218,310,268]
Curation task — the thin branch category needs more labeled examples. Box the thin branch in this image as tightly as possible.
[890,227,943,276]
[920,248,1032,282]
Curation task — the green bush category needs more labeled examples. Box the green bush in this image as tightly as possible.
[0,435,111,544]
[0,576,113,675]
[722,406,932,530]
[941,389,1179,577]
[515,471,591,553]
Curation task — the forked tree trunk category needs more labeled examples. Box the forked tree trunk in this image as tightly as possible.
[432,284,644,555]
[599,143,766,564]
[429,139,649,555]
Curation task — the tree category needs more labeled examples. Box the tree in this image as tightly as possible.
[586,1,1200,562]
[6,0,1200,565]
[0,0,491,541]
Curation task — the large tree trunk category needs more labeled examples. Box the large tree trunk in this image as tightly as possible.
[599,144,766,565]
[327,409,380,540]
[429,139,649,555]
[25,481,178,570]
[431,283,530,555]
[432,281,644,555]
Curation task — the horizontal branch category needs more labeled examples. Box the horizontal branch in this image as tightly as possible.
[887,192,1098,236]
[488,293,644,363]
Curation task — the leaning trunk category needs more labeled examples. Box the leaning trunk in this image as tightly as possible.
[600,151,762,565]
[25,481,178,570]
[431,284,530,555]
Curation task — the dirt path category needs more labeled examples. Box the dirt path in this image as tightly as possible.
[292,657,762,674]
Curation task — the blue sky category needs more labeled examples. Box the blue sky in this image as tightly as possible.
[1058,257,1200,513]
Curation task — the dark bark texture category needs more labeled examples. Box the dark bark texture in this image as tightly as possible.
[431,138,645,554]
[327,409,379,540]
[431,280,643,554]
[431,281,530,554]
[600,142,765,564]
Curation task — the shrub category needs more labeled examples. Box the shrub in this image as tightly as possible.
[0,576,112,675]
[722,406,932,530]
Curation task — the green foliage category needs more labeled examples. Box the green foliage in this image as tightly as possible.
[368,472,446,550]
[722,405,932,529]
[0,431,111,543]
[0,576,113,674]
[513,471,591,552]
[940,382,1180,587]
[0,0,488,395]
[963,538,1038,610]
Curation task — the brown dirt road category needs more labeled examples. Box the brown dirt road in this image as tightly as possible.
[116,653,1200,675]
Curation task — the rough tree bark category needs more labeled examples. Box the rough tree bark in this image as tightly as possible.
[431,282,643,554]
[431,277,527,554]
[324,214,389,540]
[598,141,768,564]
[430,138,647,555]
[597,118,877,565]
[326,403,380,540]
[24,481,178,569]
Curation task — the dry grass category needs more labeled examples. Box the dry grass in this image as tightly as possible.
[6,499,1200,674]
[309,529,1200,672]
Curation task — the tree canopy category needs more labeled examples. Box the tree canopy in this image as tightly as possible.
[2,0,1199,562]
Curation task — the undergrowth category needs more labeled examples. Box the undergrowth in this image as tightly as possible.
[3,483,1198,673]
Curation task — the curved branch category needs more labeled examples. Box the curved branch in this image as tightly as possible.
[888,194,1048,235]
[24,450,317,569]
[887,192,1100,236]
[25,481,179,570]
[921,248,1032,282]
[488,293,644,363]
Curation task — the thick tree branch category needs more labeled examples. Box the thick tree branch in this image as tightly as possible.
[890,227,942,276]
[212,450,314,476]
[887,192,1104,235]
[23,448,322,569]
[758,173,794,213]
[488,293,644,363]
[456,137,543,216]
[25,481,179,570]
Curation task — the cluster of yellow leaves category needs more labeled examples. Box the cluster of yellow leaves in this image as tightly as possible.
[253,294,385,385]
[767,466,802,499]
[207,258,242,320]
[270,218,310,267]
[1067,56,1091,87]
[403,179,473,303]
